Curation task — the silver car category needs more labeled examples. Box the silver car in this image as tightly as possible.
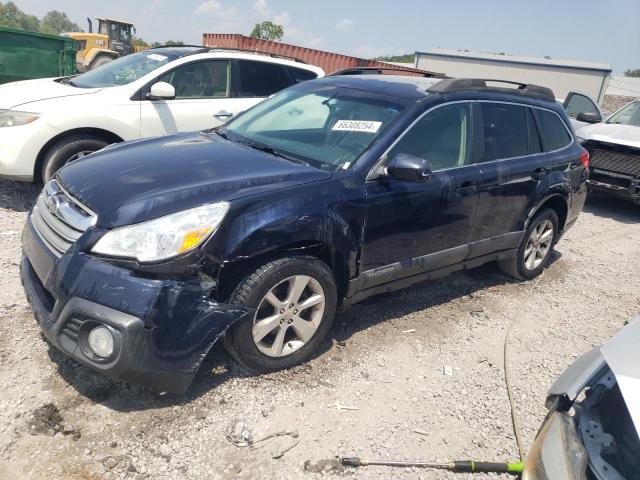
[523,318,640,479]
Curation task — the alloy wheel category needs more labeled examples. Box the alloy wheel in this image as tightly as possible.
[524,219,554,270]
[252,275,325,357]
[67,150,95,164]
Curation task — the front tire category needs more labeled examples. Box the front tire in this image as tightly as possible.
[224,256,338,373]
[41,135,109,182]
[498,208,558,280]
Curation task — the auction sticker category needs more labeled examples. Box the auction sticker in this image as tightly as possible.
[147,53,168,62]
[332,120,382,133]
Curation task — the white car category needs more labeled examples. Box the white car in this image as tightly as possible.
[0,47,324,182]
[575,99,640,204]
[558,91,605,131]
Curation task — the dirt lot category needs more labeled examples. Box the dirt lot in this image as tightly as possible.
[0,178,638,480]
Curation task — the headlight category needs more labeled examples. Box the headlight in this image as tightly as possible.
[92,202,229,262]
[522,412,587,480]
[0,109,40,127]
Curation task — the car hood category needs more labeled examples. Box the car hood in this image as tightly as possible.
[548,317,640,437]
[57,132,331,228]
[576,122,640,148]
[0,77,101,109]
[600,318,640,437]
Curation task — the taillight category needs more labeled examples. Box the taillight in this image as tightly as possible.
[579,149,590,169]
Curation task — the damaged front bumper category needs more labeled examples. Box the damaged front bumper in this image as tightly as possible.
[20,218,251,393]
[587,172,640,204]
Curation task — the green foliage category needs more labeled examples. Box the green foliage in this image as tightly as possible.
[0,1,40,31]
[150,40,185,47]
[0,2,79,34]
[249,21,284,41]
[40,10,79,34]
[625,69,640,78]
[133,36,149,47]
[374,53,415,63]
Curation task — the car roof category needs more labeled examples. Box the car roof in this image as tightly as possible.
[316,75,443,100]
[146,47,323,74]
[314,75,560,106]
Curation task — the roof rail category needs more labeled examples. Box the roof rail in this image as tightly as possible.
[205,47,307,64]
[427,78,555,101]
[148,44,208,50]
[329,66,443,78]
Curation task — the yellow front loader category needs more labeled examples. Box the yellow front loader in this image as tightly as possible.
[63,17,138,72]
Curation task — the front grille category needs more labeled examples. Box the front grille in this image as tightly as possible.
[31,180,96,258]
[589,144,640,178]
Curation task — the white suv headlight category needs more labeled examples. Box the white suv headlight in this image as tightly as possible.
[0,110,40,127]
[92,202,229,262]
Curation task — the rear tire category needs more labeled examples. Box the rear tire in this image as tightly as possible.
[224,256,338,373]
[498,208,559,280]
[41,135,109,182]
[90,55,114,69]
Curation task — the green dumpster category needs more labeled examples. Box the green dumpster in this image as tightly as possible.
[0,26,76,84]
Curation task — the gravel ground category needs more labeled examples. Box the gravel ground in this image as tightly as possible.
[0,178,638,480]
[602,94,638,115]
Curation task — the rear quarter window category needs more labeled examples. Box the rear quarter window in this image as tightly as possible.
[536,109,572,151]
[287,66,318,83]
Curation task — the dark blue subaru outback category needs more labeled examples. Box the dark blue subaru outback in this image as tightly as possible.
[20,73,589,392]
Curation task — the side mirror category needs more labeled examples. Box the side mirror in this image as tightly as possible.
[147,82,175,100]
[576,112,601,124]
[387,153,433,182]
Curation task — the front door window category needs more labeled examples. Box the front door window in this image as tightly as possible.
[387,103,473,170]
[157,60,230,99]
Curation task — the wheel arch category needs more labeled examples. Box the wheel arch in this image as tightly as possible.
[529,194,569,232]
[34,128,124,182]
[217,240,350,305]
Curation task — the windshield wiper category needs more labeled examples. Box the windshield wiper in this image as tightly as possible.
[210,126,228,139]
[58,77,77,87]
[237,140,310,166]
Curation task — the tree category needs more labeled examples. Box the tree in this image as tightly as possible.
[249,21,284,41]
[40,10,79,34]
[625,69,640,78]
[150,40,184,47]
[133,36,149,48]
[375,53,415,63]
[0,1,41,31]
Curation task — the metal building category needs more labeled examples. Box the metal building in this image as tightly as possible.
[415,49,612,104]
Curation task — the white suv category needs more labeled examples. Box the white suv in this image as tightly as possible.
[0,47,324,182]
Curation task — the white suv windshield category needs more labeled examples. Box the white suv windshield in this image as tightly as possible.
[607,101,640,127]
[223,84,406,170]
[70,50,190,88]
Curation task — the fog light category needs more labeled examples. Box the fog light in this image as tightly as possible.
[87,326,114,358]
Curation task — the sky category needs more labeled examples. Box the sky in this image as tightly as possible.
[11,0,640,74]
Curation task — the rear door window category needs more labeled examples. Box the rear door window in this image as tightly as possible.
[527,108,542,154]
[536,109,572,151]
[480,103,529,161]
[237,60,291,97]
[287,66,318,83]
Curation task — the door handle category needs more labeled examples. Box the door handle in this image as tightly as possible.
[213,110,234,119]
[455,180,478,193]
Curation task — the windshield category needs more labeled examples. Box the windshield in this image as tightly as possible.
[71,51,177,88]
[607,100,640,127]
[222,84,406,171]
